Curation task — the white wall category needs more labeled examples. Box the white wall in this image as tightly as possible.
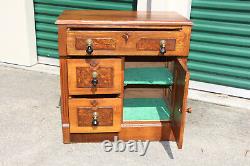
[0,0,37,66]
[137,0,192,18]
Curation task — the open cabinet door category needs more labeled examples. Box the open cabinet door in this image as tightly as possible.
[171,59,190,149]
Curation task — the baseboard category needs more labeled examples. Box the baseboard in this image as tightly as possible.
[38,56,59,66]
[189,80,250,99]
[188,89,250,110]
[0,61,59,75]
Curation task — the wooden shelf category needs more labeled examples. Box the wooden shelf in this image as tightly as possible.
[124,67,173,86]
[123,98,171,121]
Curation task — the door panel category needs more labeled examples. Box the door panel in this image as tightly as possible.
[171,59,190,149]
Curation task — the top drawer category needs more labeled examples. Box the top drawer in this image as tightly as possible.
[66,29,191,56]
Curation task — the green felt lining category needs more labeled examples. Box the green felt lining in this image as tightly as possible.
[123,98,171,121]
[124,67,173,86]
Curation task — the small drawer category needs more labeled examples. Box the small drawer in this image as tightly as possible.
[69,98,122,133]
[66,29,190,56]
[67,58,122,95]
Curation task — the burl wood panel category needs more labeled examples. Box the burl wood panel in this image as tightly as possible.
[67,58,122,95]
[67,29,191,56]
[76,67,113,88]
[69,98,122,133]
[171,58,190,149]
[77,107,113,127]
[75,37,116,50]
[137,38,176,51]
[56,10,192,26]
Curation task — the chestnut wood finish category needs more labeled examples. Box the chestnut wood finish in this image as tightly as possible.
[137,38,176,51]
[77,107,113,127]
[67,30,190,56]
[67,58,122,95]
[58,25,70,143]
[75,37,116,50]
[171,59,190,149]
[71,133,118,143]
[57,10,192,149]
[119,122,175,141]
[68,98,122,133]
[56,10,192,26]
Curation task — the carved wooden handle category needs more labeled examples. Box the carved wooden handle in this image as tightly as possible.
[90,100,98,106]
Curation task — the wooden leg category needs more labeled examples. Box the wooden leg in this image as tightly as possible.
[60,59,71,143]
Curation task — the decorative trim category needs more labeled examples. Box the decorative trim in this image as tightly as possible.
[122,123,162,127]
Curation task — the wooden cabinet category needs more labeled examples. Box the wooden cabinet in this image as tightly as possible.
[56,10,192,149]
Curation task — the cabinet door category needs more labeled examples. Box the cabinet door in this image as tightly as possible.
[171,59,190,149]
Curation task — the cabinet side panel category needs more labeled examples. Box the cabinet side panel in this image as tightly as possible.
[58,25,67,56]
[182,26,191,56]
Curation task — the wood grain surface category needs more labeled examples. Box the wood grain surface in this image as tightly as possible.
[67,30,190,56]
[171,58,190,149]
[77,107,113,127]
[69,98,122,133]
[56,10,192,26]
[67,58,122,95]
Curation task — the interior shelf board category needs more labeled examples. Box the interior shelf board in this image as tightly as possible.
[124,67,173,86]
[123,98,171,121]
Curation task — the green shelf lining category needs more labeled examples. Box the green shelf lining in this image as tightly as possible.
[123,98,171,121]
[124,67,173,86]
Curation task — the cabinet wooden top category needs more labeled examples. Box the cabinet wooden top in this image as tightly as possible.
[56,10,192,26]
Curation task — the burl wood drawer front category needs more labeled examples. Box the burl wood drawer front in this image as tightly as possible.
[69,98,122,133]
[67,58,122,95]
[67,30,190,56]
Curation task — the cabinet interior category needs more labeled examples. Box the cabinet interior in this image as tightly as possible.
[123,56,175,122]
